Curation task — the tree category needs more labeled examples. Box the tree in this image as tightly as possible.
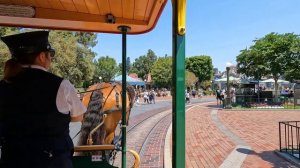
[185,70,198,88]
[126,57,131,74]
[284,34,300,81]
[49,31,96,87]
[0,28,96,87]
[152,56,172,88]
[74,32,97,47]
[185,56,213,85]
[49,31,81,86]
[131,49,157,79]
[237,32,300,98]
[73,32,97,86]
[75,46,96,85]
[200,80,212,90]
[0,27,21,79]
[236,48,269,80]
[94,56,118,82]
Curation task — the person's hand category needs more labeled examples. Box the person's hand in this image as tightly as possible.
[71,114,84,122]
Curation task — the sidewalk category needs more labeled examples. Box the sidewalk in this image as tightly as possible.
[184,102,299,168]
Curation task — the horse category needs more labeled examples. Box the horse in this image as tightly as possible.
[77,82,135,153]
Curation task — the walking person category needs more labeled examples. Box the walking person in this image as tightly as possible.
[0,31,86,168]
[216,89,222,105]
[185,91,191,104]
[143,90,149,104]
[150,90,156,104]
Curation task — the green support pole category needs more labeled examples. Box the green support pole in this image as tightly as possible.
[172,1,186,167]
[118,25,130,168]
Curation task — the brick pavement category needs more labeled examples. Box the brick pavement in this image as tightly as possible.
[185,102,300,168]
[186,104,235,168]
[219,110,300,168]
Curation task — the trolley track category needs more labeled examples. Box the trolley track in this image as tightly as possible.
[112,101,213,167]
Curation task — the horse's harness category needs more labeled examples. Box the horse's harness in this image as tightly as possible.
[81,83,130,114]
[73,83,130,140]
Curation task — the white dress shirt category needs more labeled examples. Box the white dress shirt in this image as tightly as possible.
[56,80,86,116]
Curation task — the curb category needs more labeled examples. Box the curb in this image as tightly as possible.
[274,150,300,167]
[164,124,172,168]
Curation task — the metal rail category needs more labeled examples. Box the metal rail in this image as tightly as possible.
[279,121,300,159]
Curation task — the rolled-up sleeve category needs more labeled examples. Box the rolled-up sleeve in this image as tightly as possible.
[56,80,87,117]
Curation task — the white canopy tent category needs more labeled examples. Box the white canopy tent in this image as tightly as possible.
[260,79,290,83]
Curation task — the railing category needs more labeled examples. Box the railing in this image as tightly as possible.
[279,121,300,159]
[232,95,298,109]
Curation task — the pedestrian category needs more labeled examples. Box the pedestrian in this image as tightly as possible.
[185,91,191,104]
[135,90,140,105]
[216,89,222,105]
[143,90,149,104]
[0,31,86,168]
[150,90,156,104]
[191,90,196,98]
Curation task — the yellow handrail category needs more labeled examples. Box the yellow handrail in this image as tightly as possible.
[177,0,186,35]
[127,149,140,168]
[74,145,115,152]
[87,114,107,145]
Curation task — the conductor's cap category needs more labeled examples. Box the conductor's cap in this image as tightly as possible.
[0,31,54,58]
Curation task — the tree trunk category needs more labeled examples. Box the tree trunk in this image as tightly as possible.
[274,77,279,102]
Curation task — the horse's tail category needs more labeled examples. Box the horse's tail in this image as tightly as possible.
[78,87,106,147]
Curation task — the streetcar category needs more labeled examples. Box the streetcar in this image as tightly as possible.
[0,0,186,167]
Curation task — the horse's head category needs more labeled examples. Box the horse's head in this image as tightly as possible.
[78,82,135,147]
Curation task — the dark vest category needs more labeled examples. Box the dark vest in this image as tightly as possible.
[0,68,73,157]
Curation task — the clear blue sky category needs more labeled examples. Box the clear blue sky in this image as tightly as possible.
[93,0,300,72]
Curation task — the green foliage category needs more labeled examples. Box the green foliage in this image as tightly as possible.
[236,32,300,97]
[152,56,172,88]
[0,27,21,79]
[203,90,213,96]
[236,48,269,80]
[47,30,97,87]
[0,42,10,79]
[185,56,213,82]
[0,28,96,86]
[200,80,212,90]
[185,70,198,88]
[49,31,80,84]
[117,57,132,75]
[74,32,97,47]
[75,46,96,84]
[94,56,118,82]
[126,57,131,74]
[0,27,21,36]
[253,33,297,78]
[131,49,157,79]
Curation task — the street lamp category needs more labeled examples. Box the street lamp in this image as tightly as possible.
[144,79,147,90]
[225,62,232,109]
[99,76,102,83]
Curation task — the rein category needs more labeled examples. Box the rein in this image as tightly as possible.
[77,85,112,95]
[73,83,122,140]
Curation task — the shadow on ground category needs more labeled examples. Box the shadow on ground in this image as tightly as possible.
[236,147,297,167]
[206,104,223,109]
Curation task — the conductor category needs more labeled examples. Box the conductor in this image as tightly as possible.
[0,31,86,168]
